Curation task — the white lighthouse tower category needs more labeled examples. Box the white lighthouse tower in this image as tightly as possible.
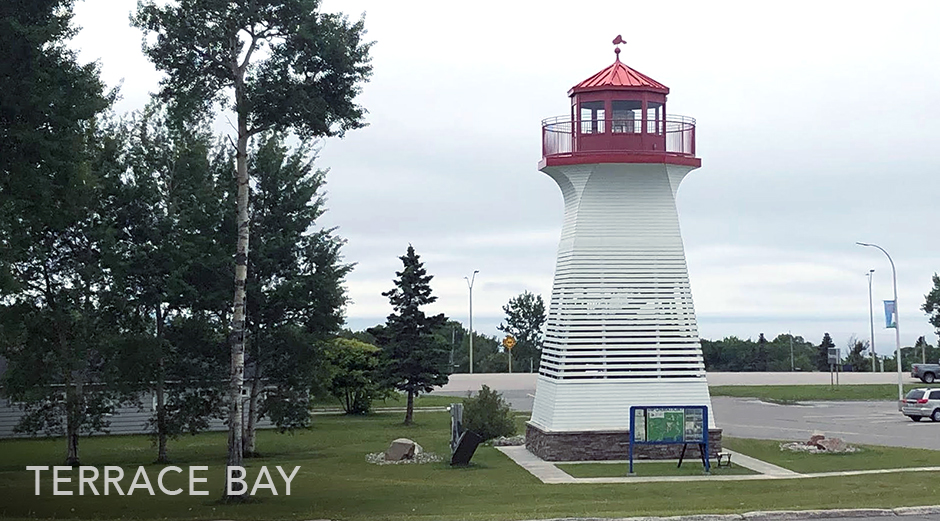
[526,39,718,461]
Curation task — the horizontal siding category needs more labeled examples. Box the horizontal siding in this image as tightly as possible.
[530,376,716,431]
[0,393,273,439]
[530,162,714,431]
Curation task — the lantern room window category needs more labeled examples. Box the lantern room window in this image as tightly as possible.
[579,101,605,134]
[647,102,663,135]
[612,100,641,134]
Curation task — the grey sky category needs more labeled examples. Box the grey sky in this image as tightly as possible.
[72,0,940,351]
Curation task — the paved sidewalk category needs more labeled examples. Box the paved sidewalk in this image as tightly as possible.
[498,445,577,483]
[725,449,800,476]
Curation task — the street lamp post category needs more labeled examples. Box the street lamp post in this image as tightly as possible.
[465,270,479,374]
[866,269,877,372]
[857,242,903,407]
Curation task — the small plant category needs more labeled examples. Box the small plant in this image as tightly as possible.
[463,385,516,441]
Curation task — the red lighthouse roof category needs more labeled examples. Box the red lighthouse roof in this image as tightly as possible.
[569,49,669,96]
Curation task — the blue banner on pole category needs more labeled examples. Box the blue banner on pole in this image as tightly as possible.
[883,300,897,329]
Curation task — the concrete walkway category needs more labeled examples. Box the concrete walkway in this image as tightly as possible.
[496,446,940,484]
[498,445,578,483]
[725,449,800,476]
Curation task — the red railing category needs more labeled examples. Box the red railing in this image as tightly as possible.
[542,115,696,158]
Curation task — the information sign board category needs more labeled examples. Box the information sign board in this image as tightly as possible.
[629,405,709,474]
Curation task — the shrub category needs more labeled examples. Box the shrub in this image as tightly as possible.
[324,338,389,414]
[463,384,515,441]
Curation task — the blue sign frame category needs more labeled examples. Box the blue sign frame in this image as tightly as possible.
[629,405,709,474]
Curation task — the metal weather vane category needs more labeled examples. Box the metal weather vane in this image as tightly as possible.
[612,34,625,58]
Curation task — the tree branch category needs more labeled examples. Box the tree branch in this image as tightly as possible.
[246,124,270,137]
[237,34,260,76]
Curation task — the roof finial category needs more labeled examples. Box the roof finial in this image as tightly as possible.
[612,34,625,61]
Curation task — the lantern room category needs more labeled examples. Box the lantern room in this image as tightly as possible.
[540,39,699,169]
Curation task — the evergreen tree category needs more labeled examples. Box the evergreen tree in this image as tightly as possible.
[498,291,546,373]
[242,135,352,454]
[133,0,372,475]
[817,333,836,371]
[370,246,450,425]
[0,0,116,465]
[748,333,769,371]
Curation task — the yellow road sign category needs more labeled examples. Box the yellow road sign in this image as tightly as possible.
[502,335,516,350]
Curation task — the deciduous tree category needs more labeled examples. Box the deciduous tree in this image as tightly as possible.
[242,135,352,454]
[133,0,372,476]
[108,104,232,462]
[324,338,387,414]
[844,335,870,372]
[0,0,114,465]
[923,274,940,336]
[498,291,546,373]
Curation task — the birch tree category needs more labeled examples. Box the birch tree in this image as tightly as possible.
[133,0,372,480]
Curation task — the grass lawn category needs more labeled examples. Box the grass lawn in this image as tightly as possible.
[559,461,756,478]
[709,384,923,403]
[723,436,940,473]
[313,392,463,410]
[2,412,940,521]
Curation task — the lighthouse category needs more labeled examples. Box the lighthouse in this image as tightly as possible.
[526,39,719,461]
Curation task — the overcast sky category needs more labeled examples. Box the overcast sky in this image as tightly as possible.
[71,0,940,354]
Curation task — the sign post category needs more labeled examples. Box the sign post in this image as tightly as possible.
[629,406,709,474]
[502,335,516,373]
[828,347,841,386]
[449,403,464,454]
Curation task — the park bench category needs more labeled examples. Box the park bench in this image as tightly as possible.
[714,452,732,468]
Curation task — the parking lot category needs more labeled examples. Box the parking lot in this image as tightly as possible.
[713,396,940,450]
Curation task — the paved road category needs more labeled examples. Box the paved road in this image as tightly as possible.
[430,372,940,450]
[433,388,535,411]
[433,372,921,393]
[846,517,940,521]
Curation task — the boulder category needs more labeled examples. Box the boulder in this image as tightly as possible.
[816,437,847,452]
[384,438,421,461]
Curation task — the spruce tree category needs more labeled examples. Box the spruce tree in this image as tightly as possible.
[372,246,450,425]
[751,333,769,372]
[817,333,836,372]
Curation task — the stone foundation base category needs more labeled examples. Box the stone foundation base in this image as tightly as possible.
[525,422,722,461]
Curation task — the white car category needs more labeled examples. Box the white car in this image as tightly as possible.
[902,388,940,422]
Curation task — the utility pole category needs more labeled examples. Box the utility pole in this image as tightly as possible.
[464,270,479,374]
[450,326,456,369]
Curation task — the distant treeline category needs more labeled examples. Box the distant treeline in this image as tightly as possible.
[701,333,939,372]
